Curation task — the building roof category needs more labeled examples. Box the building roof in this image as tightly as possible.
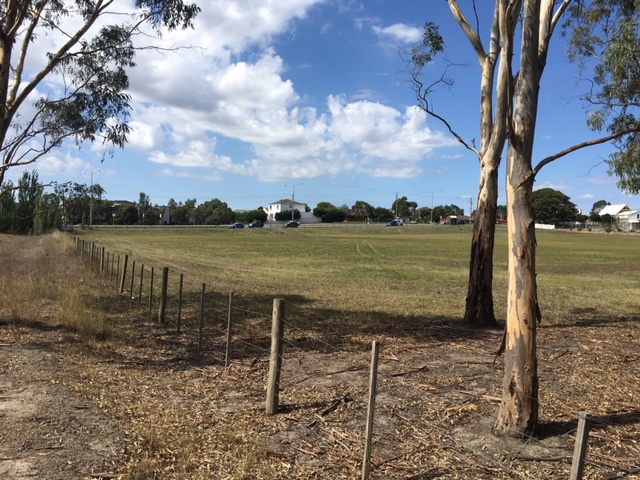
[599,204,630,216]
[269,199,306,206]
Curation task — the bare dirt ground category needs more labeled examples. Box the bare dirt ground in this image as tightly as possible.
[0,233,639,479]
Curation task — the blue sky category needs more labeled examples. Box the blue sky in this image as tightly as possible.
[11,0,638,215]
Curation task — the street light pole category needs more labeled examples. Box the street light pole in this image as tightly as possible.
[285,183,304,221]
[85,169,100,228]
[427,190,444,224]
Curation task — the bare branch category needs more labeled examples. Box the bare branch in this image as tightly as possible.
[533,128,640,176]
[448,0,487,62]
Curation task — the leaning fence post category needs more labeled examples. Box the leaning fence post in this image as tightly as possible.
[361,340,380,480]
[569,412,592,480]
[266,298,285,415]
[197,283,206,353]
[129,261,136,299]
[158,267,169,324]
[148,267,155,314]
[225,291,235,369]
[119,255,128,293]
[177,273,184,334]
[138,265,144,307]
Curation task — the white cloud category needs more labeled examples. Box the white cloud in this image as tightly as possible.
[37,153,93,178]
[372,23,422,44]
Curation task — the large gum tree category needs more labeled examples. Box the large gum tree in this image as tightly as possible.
[0,0,200,189]
[416,0,640,436]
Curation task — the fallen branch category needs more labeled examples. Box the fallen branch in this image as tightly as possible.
[388,364,428,377]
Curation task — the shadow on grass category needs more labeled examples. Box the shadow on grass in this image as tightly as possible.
[542,309,640,329]
[65,279,513,374]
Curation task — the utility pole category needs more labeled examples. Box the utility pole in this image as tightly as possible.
[285,183,303,221]
[85,169,100,228]
[427,190,444,224]
[394,192,398,220]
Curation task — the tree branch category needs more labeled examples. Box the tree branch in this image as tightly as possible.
[448,0,487,62]
[533,127,640,176]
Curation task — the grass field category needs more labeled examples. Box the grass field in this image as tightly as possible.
[79,225,640,329]
[2,228,639,478]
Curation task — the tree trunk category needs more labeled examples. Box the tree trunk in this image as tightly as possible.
[494,159,540,436]
[463,159,499,328]
[495,0,542,437]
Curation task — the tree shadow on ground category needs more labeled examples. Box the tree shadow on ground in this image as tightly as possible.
[537,409,640,439]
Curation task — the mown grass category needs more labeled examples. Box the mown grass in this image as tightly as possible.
[79,225,640,328]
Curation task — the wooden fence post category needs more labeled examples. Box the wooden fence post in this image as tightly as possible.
[148,267,155,314]
[101,247,105,273]
[266,298,285,415]
[225,291,234,369]
[158,267,169,324]
[138,265,144,307]
[177,273,184,334]
[198,283,206,353]
[569,412,592,480]
[116,255,120,285]
[361,340,380,480]
[129,261,136,299]
[119,255,128,293]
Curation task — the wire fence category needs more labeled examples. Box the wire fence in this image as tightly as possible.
[74,236,640,479]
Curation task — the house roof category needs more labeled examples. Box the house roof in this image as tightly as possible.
[599,204,630,216]
[269,199,306,206]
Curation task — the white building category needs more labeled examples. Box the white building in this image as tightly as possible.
[265,199,316,223]
[598,204,640,231]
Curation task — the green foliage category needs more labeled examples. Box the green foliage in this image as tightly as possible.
[197,198,234,225]
[275,209,300,221]
[565,1,640,193]
[391,196,418,218]
[532,188,579,224]
[431,204,463,223]
[0,182,15,232]
[33,193,62,235]
[236,209,268,223]
[591,199,610,215]
[115,204,139,225]
[313,202,345,222]
[0,0,200,187]
[411,22,445,68]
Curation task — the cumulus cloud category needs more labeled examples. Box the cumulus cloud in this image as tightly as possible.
[16,0,460,187]
[372,23,422,43]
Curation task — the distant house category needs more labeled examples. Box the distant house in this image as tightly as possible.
[598,204,631,217]
[598,204,639,231]
[158,206,171,225]
[265,199,315,223]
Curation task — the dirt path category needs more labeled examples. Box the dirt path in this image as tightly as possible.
[0,343,123,479]
[0,234,124,479]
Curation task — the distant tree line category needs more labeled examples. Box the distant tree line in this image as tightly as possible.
[1,171,613,234]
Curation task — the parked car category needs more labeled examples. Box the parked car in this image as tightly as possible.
[248,220,264,228]
[284,221,299,228]
[387,220,402,226]
[228,222,245,229]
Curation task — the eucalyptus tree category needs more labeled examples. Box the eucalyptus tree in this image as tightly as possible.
[0,0,200,188]
[412,4,512,328]
[416,0,640,437]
